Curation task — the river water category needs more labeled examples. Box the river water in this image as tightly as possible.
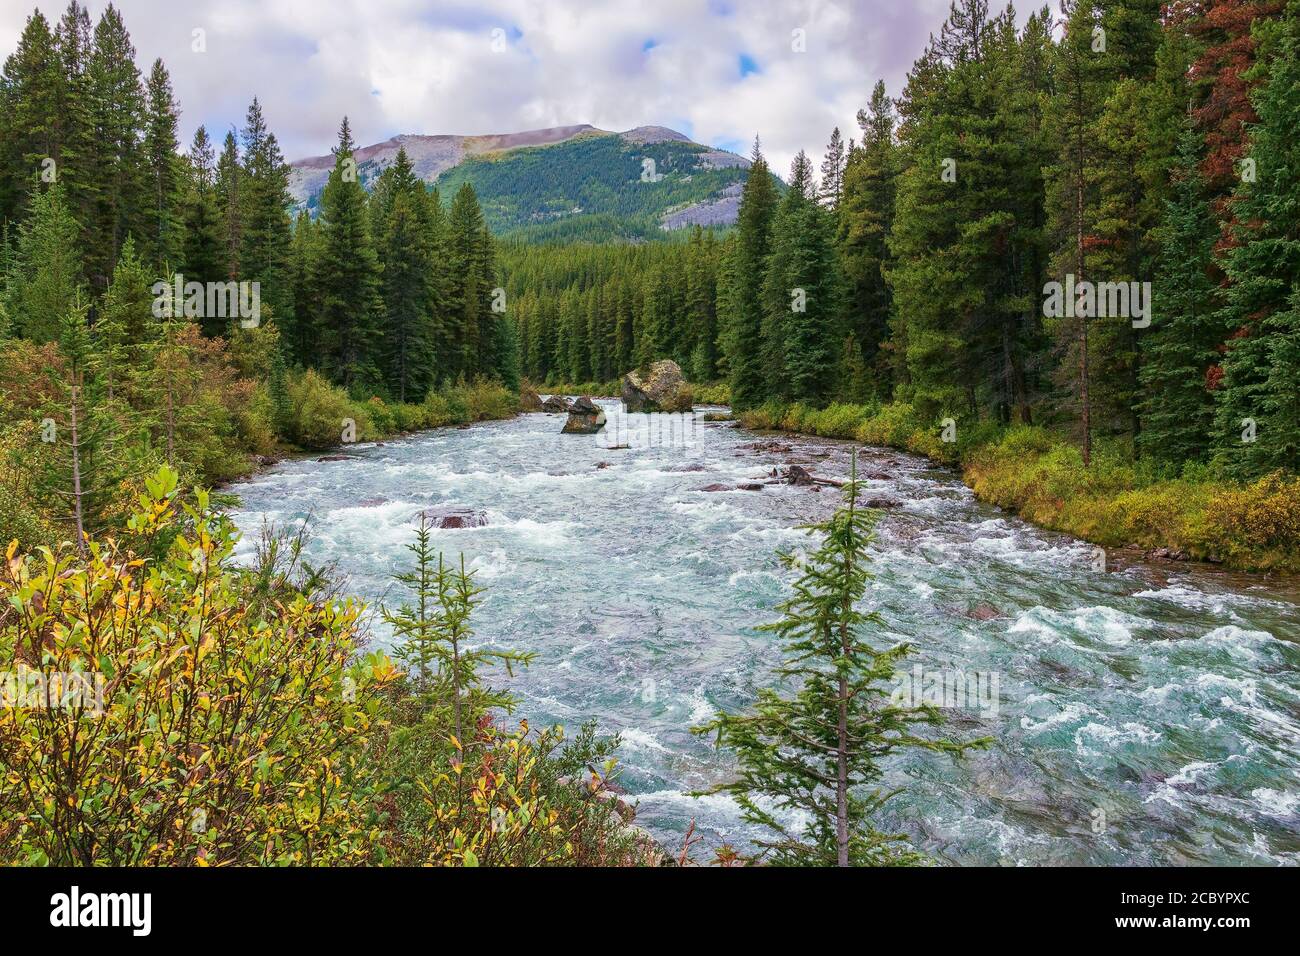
[228,400,1300,865]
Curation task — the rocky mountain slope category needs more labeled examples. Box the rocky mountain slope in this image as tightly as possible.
[289,124,754,241]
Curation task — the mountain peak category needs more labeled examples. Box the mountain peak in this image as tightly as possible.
[619,125,692,144]
[288,122,754,240]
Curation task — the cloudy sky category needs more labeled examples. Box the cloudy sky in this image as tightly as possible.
[3,0,985,175]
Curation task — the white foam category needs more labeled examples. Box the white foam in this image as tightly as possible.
[1020,699,1095,734]
[1074,721,1162,756]
[1251,787,1300,818]
[619,727,669,753]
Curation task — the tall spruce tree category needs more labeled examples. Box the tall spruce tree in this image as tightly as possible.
[311,117,382,391]
[0,11,63,225]
[238,98,294,327]
[142,58,182,272]
[819,126,846,208]
[1211,0,1300,477]
[446,183,493,380]
[762,151,842,404]
[1137,128,1226,466]
[378,147,437,401]
[180,126,226,307]
[3,181,82,342]
[721,137,778,410]
[838,81,898,400]
[84,5,145,290]
[215,130,242,278]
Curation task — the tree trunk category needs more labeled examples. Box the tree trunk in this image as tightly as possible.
[1075,126,1091,468]
[836,481,857,866]
[69,380,87,555]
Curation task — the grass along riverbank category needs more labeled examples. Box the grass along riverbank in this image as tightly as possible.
[737,401,1300,574]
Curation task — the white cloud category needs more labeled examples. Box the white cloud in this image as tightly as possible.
[1,0,981,176]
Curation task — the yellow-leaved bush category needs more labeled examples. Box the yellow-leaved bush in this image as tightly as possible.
[0,465,398,865]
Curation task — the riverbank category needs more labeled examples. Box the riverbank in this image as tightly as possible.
[275,373,519,452]
[737,401,1300,574]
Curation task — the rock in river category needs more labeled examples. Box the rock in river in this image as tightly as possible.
[519,384,544,411]
[541,394,572,413]
[562,396,607,434]
[420,506,489,529]
[621,360,693,413]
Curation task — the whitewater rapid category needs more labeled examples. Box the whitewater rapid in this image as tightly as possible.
[228,400,1300,865]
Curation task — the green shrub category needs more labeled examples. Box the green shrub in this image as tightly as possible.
[856,402,922,448]
[692,381,731,405]
[284,369,375,450]
[1204,473,1300,570]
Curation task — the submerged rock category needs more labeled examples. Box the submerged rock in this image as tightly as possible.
[1145,546,1191,562]
[621,360,692,413]
[316,454,354,462]
[860,495,901,509]
[541,394,572,413]
[420,506,489,529]
[785,464,816,486]
[561,396,606,434]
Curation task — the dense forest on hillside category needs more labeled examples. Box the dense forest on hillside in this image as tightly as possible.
[513,0,1299,486]
[435,132,752,242]
[0,1,525,548]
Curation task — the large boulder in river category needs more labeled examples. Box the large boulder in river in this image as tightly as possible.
[519,383,544,411]
[541,394,572,413]
[562,396,607,434]
[621,360,692,413]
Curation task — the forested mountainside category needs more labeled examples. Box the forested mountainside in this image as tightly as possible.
[290,124,758,242]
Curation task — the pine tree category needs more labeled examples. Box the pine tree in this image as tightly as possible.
[215,130,242,278]
[287,209,319,364]
[84,5,145,290]
[686,226,720,381]
[311,117,382,391]
[238,99,294,331]
[1212,0,1300,477]
[180,126,225,303]
[0,11,63,224]
[889,1,1021,423]
[384,516,534,742]
[721,137,778,410]
[53,1,95,234]
[1137,128,1226,466]
[763,151,841,404]
[378,147,437,401]
[3,181,82,342]
[446,183,492,380]
[819,126,846,208]
[694,454,986,866]
[142,59,182,272]
[1043,0,1113,464]
[838,81,898,400]
[95,234,152,402]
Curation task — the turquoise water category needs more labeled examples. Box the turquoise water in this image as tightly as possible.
[229,401,1300,865]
